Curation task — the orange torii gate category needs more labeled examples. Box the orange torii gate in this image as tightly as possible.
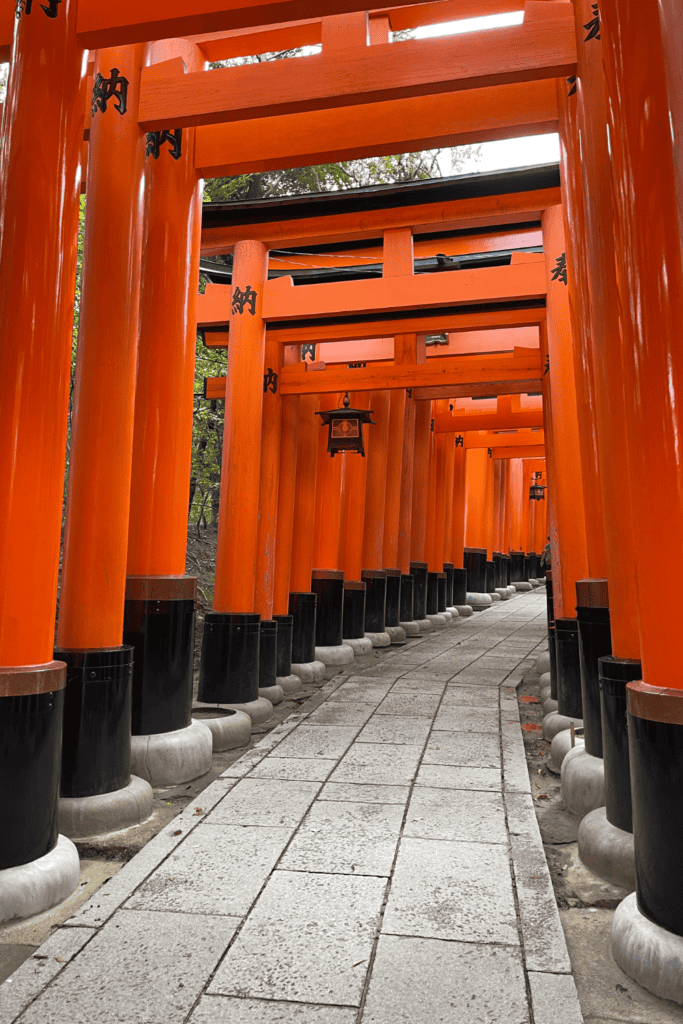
[1,1,683,994]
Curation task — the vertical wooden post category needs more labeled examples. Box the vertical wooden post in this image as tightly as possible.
[254,332,284,620]
[313,394,343,572]
[273,395,300,615]
[0,0,84,879]
[411,401,432,562]
[382,388,407,571]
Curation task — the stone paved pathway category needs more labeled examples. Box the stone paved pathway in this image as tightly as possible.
[0,590,585,1024]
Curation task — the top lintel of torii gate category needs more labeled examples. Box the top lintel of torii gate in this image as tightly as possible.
[0,1,573,63]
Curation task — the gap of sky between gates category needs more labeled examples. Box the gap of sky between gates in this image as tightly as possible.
[1,0,683,1019]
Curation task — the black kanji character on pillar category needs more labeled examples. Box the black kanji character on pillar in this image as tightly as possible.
[455,435,464,448]
[145,129,183,160]
[39,0,61,17]
[301,343,316,362]
[488,448,493,458]
[551,252,568,286]
[231,285,257,316]
[567,76,577,97]
[263,369,278,394]
[92,69,130,116]
[15,0,32,17]
[584,3,600,41]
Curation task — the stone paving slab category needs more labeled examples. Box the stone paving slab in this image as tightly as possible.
[0,591,580,1024]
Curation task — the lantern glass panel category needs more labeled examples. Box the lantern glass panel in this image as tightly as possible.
[331,418,360,439]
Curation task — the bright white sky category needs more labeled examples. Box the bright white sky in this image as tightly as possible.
[413,10,560,175]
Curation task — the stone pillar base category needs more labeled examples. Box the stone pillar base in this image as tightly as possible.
[385,625,407,644]
[258,684,285,705]
[441,611,453,624]
[399,620,421,635]
[131,720,213,787]
[539,670,551,694]
[612,893,683,1005]
[343,637,373,655]
[0,835,80,926]
[365,631,391,647]
[416,618,434,632]
[192,707,252,752]
[561,745,605,818]
[506,585,517,596]
[514,582,533,592]
[495,588,510,601]
[542,710,583,741]
[550,732,582,773]
[277,674,303,695]
[453,605,474,618]
[315,644,355,674]
[59,775,154,839]
[578,806,636,891]
[489,592,502,602]
[467,593,493,610]
[291,660,326,684]
[426,614,447,628]
[218,696,275,724]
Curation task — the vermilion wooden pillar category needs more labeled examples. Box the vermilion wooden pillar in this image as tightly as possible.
[601,0,683,948]
[410,398,432,621]
[288,394,321,668]
[57,44,151,808]
[508,459,524,554]
[198,240,268,705]
[313,394,343,572]
[272,392,300,682]
[339,394,370,643]
[395,334,420,626]
[124,39,204,755]
[383,387,407,630]
[362,390,390,639]
[0,0,84,881]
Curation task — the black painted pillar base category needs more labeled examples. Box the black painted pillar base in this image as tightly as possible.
[123,575,197,737]
[464,548,487,593]
[343,581,366,639]
[509,550,525,583]
[259,620,278,690]
[555,618,582,720]
[493,552,505,589]
[197,612,261,705]
[311,570,344,647]
[399,574,414,622]
[452,568,468,606]
[504,555,512,586]
[443,563,455,607]
[600,656,641,834]
[437,573,447,614]
[273,614,294,677]
[628,682,683,936]
[410,561,429,620]
[576,578,611,758]
[384,569,401,627]
[485,560,496,594]
[0,663,66,870]
[362,570,387,633]
[288,593,317,664]
[427,572,439,615]
[55,646,133,798]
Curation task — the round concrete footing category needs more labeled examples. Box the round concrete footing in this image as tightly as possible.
[131,720,213,787]
[542,710,583,741]
[611,893,683,1005]
[315,644,355,675]
[540,684,551,702]
[495,588,510,601]
[489,592,502,602]
[277,674,303,695]
[59,774,154,840]
[386,625,407,644]
[514,582,533,592]
[539,669,551,689]
[220,696,274,724]
[467,593,493,610]
[506,585,517,596]
[416,618,434,632]
[399,620,421,636]
[446,607,460,619]
[291,660,326,683]
[550,731,582,772]
[529,579,541,587]
[258,684,284,705]
[537,650,551,672]
[365,631,391,647]
[454,605,474,618]
[0,835,80,926]
[426,614,447,628]
[561,746,605,818]
[579,807,636,891]
[343,637,373,655]
[191,707,252,752]
[543,697,558,716]
[441,611,453,623]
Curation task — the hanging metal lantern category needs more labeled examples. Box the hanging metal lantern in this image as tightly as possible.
[316,393,375,457]
[530,484,546,501]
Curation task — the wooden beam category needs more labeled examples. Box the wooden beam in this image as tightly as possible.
[138,14,575,130]
[491,444,545,459]
[262,259,546,322]
[194,80,558,178]
[434,410,544,432]
[464,429,545,449]
[412,379,541,400]
[200,188,559,254]
[200,305,547,345]
[74,0,429,49]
